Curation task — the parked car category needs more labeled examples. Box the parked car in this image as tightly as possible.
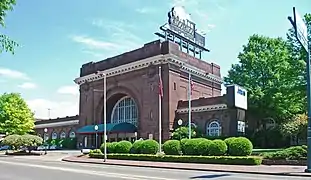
[0,145,9,150]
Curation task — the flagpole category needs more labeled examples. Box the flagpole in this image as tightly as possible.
[158,66,162,153]
[188,72,192,139]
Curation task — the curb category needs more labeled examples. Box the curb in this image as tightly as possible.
[61,157,311,178]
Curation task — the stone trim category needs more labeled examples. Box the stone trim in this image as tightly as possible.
[35,120,79,129]
[176,104,227,113]
[74,54,223,85]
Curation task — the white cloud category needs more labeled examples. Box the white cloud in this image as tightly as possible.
[71,35,119,50]
[0,67,29,80]
[57,85,79,96]
[18,82,37,89]
[135,7,157,14]
[27,98,78,119]
[72,19,144,59]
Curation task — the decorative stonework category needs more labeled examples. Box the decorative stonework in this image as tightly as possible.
[35,120,79,129]
[176,104,227,113]
[74,54,223,85]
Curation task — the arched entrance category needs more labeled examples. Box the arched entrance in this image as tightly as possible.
[109,96,138,142]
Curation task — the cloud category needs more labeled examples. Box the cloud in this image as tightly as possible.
[135,7,157,14]
[71,35,118,50]
[18,82,37,89]
[27,98,78,119]
[72,19,144,59]
[0,67,29,80]
[57,85,79,96]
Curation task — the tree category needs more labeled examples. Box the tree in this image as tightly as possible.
[0,0,18,54]
[280,113,307,144]
[286,13,311,111]
[2,134,43,152]
[172,126,196,140]
[0,93,35,135]
[224,34,305,122]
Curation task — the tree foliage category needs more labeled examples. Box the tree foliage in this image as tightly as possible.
[0,93,35,135]
[224,34,305,122]
[0,0,18,54]
[2,134,43,152]
[280,113,307,139]
[172,126,196,140]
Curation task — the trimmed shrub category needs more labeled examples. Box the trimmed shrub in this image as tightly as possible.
[262,146,307,160]
[130,140,144,154]
[115,141,132,154]
[163,140,181,155]
[225,137,253,156]
[182,138,206,155]
[209,140,227,156]
[140,140,159,154]
[197,139,212,156]
[100,142,117,154]
[89,153,262,165]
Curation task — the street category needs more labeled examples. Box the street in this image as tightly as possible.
[0,156,309,180]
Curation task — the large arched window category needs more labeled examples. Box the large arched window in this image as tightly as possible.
[52,132,58,139]
[111,96,138,126]
[206,121,221,136]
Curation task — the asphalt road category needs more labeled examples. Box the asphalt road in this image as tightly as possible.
[0,156,309,180]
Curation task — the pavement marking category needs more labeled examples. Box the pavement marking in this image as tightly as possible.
[0,160,178,180]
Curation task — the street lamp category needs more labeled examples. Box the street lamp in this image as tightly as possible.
[96,71,107,162]
[134,132,137,141]
[94,125,99,149]
[44,128,48,155]
[177,119,183,140]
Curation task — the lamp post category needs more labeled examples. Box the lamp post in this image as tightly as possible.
[177,119,183,140]
[288,7,310,172]
[94,125,99,149]
[44,128,48,155]
[95,71,107,162]
[134,132,137,141]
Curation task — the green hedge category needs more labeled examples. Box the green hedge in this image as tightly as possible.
[140,140,159,154]
[130,140,144,154]
[163,140,181,155]
[89,153,262,165]
[115,141,132,154]
[225,137,253,156]
[262,146,307,160]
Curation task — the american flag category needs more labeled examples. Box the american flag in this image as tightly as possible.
[158,71,163,98]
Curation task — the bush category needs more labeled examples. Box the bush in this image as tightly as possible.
[100,142,117,154]
[115,141,132,154]
[181,138,206,155]
[262,146,307,160]
[225,137,253,156]
[197,139,212,156]
[2,134,43,152]
[209,140,227,156]
[130,140,144,154]
[163,140,181,155]
[89,153,262,165]
[140,140,159,154]
[90,149,102,155]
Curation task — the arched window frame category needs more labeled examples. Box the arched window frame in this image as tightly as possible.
[52,132,58,139]
[110,96,138,126]
[206,120,221,137]
[60,132,66,139]
[69,131,76,138]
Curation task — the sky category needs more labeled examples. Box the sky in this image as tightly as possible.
[0,0,309,119]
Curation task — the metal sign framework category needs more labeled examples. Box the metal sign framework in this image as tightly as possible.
[155,7,209,59]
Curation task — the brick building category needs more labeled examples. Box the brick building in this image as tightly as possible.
[34,40,247,149]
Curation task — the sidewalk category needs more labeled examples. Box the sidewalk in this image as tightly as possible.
[62,155,311,177]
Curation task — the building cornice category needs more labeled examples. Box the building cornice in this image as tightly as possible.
[176,104,227,113]
[35,120,79,129]
[74,54,223,86]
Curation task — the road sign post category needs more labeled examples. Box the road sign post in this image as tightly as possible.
[288,7,310,172]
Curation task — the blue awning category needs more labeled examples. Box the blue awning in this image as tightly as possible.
[77,122,137,134]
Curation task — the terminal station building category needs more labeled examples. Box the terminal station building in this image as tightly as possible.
[34,40,248,148]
